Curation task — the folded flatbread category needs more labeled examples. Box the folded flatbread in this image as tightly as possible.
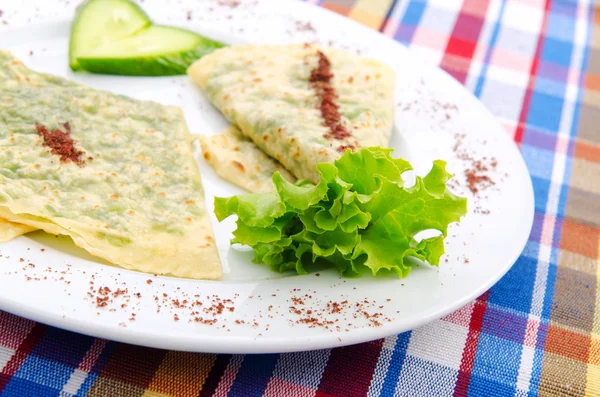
[0,219,35,241]
[199,126,296,193]
[0,50,221,279]
[188,44,395,183]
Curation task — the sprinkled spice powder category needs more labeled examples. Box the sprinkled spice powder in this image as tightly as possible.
[295,20,316,32]
[5,248,399,334]
[465,160,495,194]
[217,0,240,7]
[452,133,497,196]
[35,122,88,167]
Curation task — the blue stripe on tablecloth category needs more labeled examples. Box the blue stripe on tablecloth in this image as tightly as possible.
[473,0,507,98]
[468,375,518,397]
[227,354,279,397]
[394,1,426,44]
[488,256,537,315]
[526,2,576,135]
[531,176,553,212]
[0,378,59,397]
[471,334,524,391]
[527,91,565,133]
[378,331,412,396]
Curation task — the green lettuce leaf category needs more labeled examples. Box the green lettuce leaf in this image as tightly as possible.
[214,147,467,278]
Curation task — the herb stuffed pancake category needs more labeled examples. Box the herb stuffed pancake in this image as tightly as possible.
[188,44,395,183]
[0,51,222,279]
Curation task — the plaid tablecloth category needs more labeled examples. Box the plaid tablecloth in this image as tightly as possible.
[1,0,599,396]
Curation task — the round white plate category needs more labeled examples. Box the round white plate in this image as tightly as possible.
[0,0,533,353]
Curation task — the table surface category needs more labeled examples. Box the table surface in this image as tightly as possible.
[1,0,599,396]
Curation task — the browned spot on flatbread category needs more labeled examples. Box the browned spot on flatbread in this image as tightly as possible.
[232,160,245,172]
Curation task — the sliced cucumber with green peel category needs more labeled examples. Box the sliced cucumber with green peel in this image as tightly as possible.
[69,0,226,76]
[76,25,225,76]
[69,0,151,71]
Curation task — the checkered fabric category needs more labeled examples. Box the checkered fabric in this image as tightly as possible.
[1,0,599,396]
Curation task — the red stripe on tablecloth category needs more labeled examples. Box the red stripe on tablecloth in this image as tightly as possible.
[197,354,232,397]
[0,323,47,394]
[440,0,491,84]
[315,339,384,397]
[514,0,553,144]
[453,291,491,397]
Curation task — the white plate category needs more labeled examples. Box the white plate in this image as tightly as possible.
[0,0,533,353]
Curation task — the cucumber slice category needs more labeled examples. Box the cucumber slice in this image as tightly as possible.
[76,25,225,76]
[69,0,151,71]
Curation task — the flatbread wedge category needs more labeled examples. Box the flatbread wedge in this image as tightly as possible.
[188,44,395,183]
[0,50,221,279]
[199,126,296,193]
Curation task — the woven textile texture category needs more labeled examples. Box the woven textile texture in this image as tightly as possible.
[1,0,600,396]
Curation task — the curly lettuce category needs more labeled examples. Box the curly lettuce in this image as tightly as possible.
[215,147,467,278]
